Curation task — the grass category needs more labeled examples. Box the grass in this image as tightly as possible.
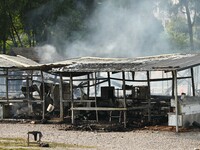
[0,137,96,150]
[0,137,39,150]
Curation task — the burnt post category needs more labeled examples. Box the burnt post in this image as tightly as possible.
[173,70,179,132]
[87,74,90,99]
[147,71,151,122]
[41,71,45,119]
[191,67,195,96]
[122,71,127,128]
[70,73,74,124]
[94,72,99,122]
[6,69,8,103]
[107,72,111,87]
[59,73,64,120]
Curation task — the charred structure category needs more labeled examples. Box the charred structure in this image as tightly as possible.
[1,53,200,132]
[51,53,200,132]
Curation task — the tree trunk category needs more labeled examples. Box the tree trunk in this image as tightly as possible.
[184,0,194,51]
[2,34,6,54]
[10,28,18,47]
[2,0,6,54]
[8,12,23,47]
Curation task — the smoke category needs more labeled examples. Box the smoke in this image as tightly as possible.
[61,0,170,58]
[35,45,63,63]
[36,0,172,61]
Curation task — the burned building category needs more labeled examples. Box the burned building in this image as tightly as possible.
[1,53,200,132]
[0,54,66,121]
[50,53,200,132]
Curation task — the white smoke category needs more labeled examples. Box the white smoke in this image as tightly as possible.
[36,0,171,61]
[35,44,63,63]
[62,0,170,58]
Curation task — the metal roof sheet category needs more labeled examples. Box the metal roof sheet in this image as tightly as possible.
[52,53,200,73]
[10,47,40,62]
[3,53,199,72]
[0,54,39,69]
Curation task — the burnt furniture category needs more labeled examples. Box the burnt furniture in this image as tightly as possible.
[27,131,42,146]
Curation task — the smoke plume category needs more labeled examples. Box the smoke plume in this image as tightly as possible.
[35,45,63,63]
[63,0,170,58]
[37,0,171,61]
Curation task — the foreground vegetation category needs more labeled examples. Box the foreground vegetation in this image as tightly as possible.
[0,137,95,150]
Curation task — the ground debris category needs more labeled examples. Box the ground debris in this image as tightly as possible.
[63,122,132,132]
[39,142,49,147]
[142,125,190,132]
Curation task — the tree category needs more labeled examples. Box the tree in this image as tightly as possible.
[166,17,189,50]
[180,0,195,50]
[0,0,93,53]
[0,0,10,53]
[159,0,200,51]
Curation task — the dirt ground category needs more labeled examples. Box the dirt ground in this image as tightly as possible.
[0,122,200,150]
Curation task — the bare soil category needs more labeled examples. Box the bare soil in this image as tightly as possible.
[0,122,200,150]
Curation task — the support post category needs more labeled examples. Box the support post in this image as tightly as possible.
[94,72,98,122]
[132,71,135,81]
[172,71,175,97]
[59,74,64,120]
[173,70,179,132]
[87,74,90,99]
[107,72,111,87]
[6,69,8,103]
[147,71,151,122]
[191,67,195,96]
[122,71,127,128]
[30,70,33,99]
[70,73,74,124]
[41,71,45,119]
[26,72,32,114]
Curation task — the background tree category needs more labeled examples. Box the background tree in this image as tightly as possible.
[0,0,94,54]
[160,0,200,51]
[1,0,200,55]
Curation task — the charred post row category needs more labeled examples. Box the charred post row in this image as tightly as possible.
[61,71,168,128]
[0,69,46,120]
[1,54,200,132]
[53,54,200,132]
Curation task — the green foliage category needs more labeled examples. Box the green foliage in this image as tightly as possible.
[0,137,95,149]
[1,0,200,54]
[0,0,94,53]
[166,17,189,50]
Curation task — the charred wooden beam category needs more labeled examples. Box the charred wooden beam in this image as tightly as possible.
[6,69,8,103]
[191,67,195,96]
[59,73,64,120]
[147,71,151,122]
[122,71,127,128]
[70,73,74,124]
[94,72,98,122]
[87,74,90,99]
[41,71,45,119]
[107,72,111,87]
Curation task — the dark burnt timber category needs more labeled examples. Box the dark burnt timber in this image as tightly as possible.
[0,54,65,122]
[51,53,200,73]
[2,53,200,133]
[50,53,200,132]
[0,55,45,120]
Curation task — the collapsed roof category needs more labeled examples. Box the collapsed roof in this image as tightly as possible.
[51,53,200,74]
[1,53,200,73]
[10,47,40,62]
[0,54,39,69]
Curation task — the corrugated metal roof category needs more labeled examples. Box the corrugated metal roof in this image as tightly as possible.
[3,53,200,72]
[0,54,39,69]
[10,47,40,62]
[52,53,200,73]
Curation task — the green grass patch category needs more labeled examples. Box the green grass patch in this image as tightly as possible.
[50,142,95,149]
[0,137,96,149]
